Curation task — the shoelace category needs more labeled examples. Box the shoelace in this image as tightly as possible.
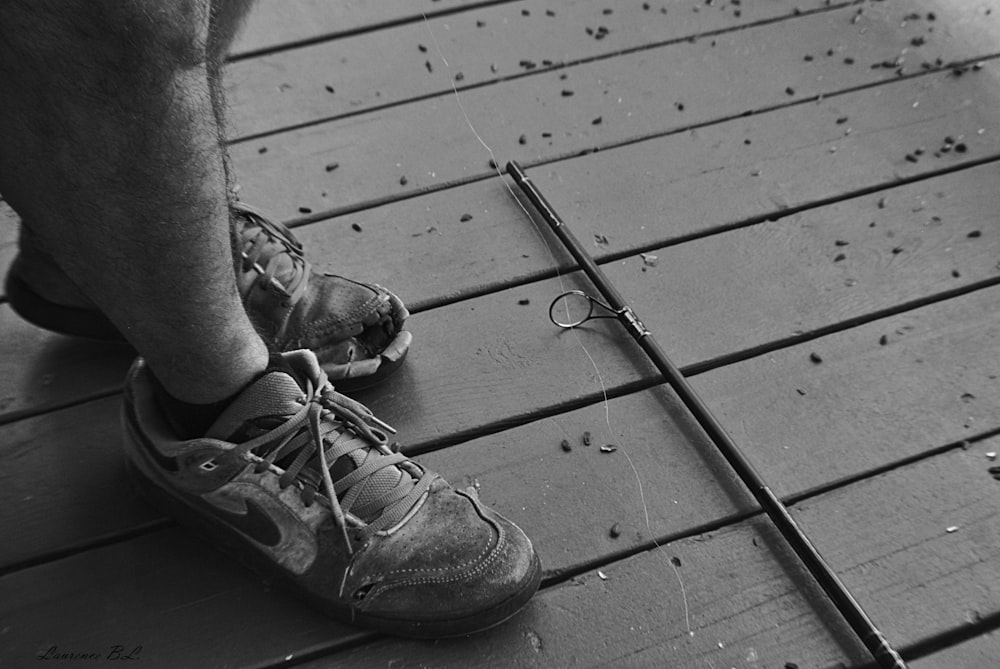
[237,203,311,309]
[238,368,432,553]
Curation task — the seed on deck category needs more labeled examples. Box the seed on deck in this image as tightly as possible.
[460,213,473,222]
[351,223,362,232]
[670,556,681,567]
[967,230,981,238]
[518,298,531,306]
[298,206,311,214]
[325,162,339,172]
[399,176,408,186]
[518,134,527,145]
[600,444,617,453]
[879,334,888,346]
[833,253,846,262]
[561,90,574,97]
[809,352,823,364]
[609,523,622,538]
[592,116,603,125]
[324,85,335,93]
[560,439,572,453]
[582,431,593,446]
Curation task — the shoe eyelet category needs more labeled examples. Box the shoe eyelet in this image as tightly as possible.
[199,459,218,472]
[352,583,376,601]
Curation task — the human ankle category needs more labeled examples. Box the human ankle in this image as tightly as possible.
[151,353,293,439]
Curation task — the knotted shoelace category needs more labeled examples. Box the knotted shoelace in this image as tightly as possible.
[238,368,432,552]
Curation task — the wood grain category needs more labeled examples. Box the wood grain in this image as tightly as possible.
[911,631,1000,668]
[5,437,989,668]
[5,280,999,587]
[232,0,492,58]
[227,2,1000,219]
[309,437,1000,668]
[225,0,840,138]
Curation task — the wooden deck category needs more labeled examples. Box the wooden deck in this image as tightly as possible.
[2,0,999,666]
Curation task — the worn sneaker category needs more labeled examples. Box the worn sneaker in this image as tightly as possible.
[4,203,411,390]
[123,349,542,638]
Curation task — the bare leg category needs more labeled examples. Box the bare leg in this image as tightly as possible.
[0,0,267,403]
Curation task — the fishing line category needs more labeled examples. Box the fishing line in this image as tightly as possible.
[421,10,693,639]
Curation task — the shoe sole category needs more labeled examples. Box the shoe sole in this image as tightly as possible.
[123,403,541,639]
[5,272,127,342]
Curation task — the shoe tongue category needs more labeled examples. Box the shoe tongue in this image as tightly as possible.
[204,358,410,524]
[205,370,304,441]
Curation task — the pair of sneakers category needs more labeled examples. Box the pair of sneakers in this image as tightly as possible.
[6,204,541,638]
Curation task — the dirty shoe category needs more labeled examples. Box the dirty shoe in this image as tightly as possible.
[123,349,541,638]
[4,203,411,390]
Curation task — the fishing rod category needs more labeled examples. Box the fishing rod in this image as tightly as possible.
[506,160,907,669]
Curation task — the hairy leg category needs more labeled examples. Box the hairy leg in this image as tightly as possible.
[206,0,256,191]
[0,0,267,402]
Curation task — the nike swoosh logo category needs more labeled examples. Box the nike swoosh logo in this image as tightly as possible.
[203,496,282,547]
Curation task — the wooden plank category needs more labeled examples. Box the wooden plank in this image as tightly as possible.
[911,632,1000,668]
[5,435,993,668]
[790,437,1000,649]
[302,437,1000,668]
[0,527,367,668]
[8,66,1000,312]
[8,68,998,420]
[0,306,134,423]
[5,273,1000,584]
[0,396,160,571]
[225,0,841,138]
[349,160,1000,447]
[231,0,491,59]
[412,287,1000,574]
[226,2,1000,219]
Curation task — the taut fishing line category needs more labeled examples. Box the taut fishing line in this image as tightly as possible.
[421,13,694,639]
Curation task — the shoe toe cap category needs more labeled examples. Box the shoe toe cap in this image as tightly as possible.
[345,480,541,633]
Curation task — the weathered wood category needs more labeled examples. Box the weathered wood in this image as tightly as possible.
[911,632,1000,668]
[306,437,1000,668]
[227,3,1000,219]
[7,66,999,313]
[232,0,491,58]
[5,437,990,668]
[0,396,159,571]
[0,306,134,424]
[5,278,999,586]
[225,0,843,137]
[4,126,1000,425]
